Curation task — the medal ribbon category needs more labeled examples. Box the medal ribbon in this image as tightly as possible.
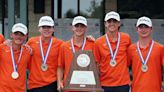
[71,37,86,53]
[136,40,154,65]
[105,32,120,61]
[10,46,23,72]
[39,37,52,65]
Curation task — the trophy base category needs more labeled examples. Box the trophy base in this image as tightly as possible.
[62,87,104,92]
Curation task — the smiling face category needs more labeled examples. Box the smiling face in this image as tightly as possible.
[137,24,152,38]
[39,26,54,38]
[11,32,27,45]
[105,19,120,32]
[72,23,87,37]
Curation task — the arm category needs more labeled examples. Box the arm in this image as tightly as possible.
[93,42,101,76]
[57,66,64,91]
[57,43,65,92]
[127,45,133,86]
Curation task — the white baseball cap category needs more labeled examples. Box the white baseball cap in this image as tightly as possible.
[38,16,54,27]
[12,23,27,35]
[104,11,120,21]
[72,16,87,26]
[136,16,152,27]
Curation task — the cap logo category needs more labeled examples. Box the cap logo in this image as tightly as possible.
[75,18,85,22]
[139,19,150,23]
[108,13,118,17]
[15,25,25,30]
[41,19,52,23]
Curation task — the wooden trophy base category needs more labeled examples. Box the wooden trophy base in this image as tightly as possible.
[63,51,103,92]
[62,87,104,92]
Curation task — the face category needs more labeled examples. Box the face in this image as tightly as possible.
[11,32,27,45]
[105,19,120,32]
[137,24,152,38]
[72,23,87,37]
[39,26,54,38]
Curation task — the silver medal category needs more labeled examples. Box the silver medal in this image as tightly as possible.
[41,64,48,71]
[141,65,148,72]
[110,59,117,67]
[11,71,19,79]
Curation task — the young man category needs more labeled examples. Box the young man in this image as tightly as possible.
[57,16,95,91]
[27,16,63,92]
[93,11,131,92]
[0,23,31,92]
[127,16,163,92]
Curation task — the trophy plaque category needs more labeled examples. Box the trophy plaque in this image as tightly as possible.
[62,50,103,92]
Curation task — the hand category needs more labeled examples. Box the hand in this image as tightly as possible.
[3,39,12,47]
[86,35,95,41]
[23,44,32,55]
[57,81,64,92]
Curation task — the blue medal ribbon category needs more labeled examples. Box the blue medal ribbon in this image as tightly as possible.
[71,37,86,53]
[105,32,120,61]
[136,40,154,65]
[39,37,52,65]
[10,46,23,72]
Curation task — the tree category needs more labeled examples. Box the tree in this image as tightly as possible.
[87,0,104,18]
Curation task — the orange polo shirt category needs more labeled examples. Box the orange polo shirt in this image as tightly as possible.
[58,38,94,84]
[162,45,164,82]
[27,36,63,89]
[0,34,5,44]
[93,32,131,86]
[162,45,164,66]
[127,41,163,92]
[0,44,31,92]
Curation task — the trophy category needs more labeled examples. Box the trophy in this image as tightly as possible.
[62,50,103,92]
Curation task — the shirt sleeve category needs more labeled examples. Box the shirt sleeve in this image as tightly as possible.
[162,45,164,66]
[58,44,65,68]
[0,45,3,60]
[127,46,132,67]
[0,34,5,44]
[93,42,101,63]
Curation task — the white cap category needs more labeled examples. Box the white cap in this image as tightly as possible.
[72,16,87,26]
[12,23,27,35]
[104,11,120,21]
[38,16,54,27]
[136,16,152,27]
